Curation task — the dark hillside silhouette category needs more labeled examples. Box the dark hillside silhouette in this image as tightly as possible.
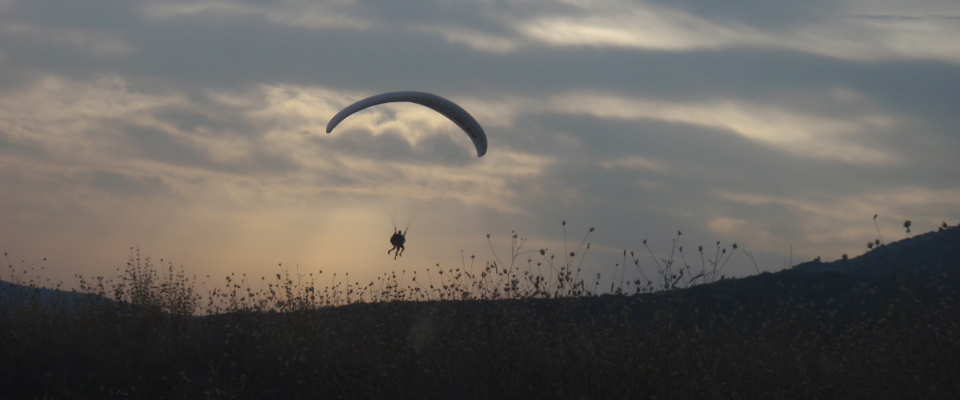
[0,280,115,312]
[2,226,959,399]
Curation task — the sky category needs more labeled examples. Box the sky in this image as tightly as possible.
[2,0,959,288]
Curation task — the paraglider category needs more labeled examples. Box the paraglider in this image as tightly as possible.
[326,91,484,259]
[387,227,406,259]
[325,91,488,157]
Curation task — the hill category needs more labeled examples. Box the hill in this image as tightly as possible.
[0,279,115,313]
[2,227,958,399]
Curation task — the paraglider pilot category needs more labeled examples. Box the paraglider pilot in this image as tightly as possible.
[388,228,406,259]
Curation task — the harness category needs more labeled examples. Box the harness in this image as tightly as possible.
[391,233,405,247]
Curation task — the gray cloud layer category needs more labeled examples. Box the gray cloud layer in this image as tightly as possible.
[2,0,958,281]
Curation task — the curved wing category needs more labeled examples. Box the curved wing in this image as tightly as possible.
[326,91,487,157]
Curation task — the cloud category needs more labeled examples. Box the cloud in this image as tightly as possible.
[644,0,838,29]
[0,76,182,165]
[1,0,959,281]
[546,91,900,165]
[715,187,960,220]
[116,122,216,168]
[83,170,170,196]
[599,156,669,173]
[713,186,960,256]
[707,216,749,235]
[515,4,960,63]
[412,25,522,53]
[5,0,959,126]
[141,1,372,30]
[1,23,134,55]
[300,148,551,215]
[0,129,40,156]
[173,0,960,65]
[517,5,760,51]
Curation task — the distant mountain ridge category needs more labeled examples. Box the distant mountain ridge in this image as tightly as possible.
[0,280,114,312]
[2,226,958,398]
[663,225,960,325]
[789,225,960,278]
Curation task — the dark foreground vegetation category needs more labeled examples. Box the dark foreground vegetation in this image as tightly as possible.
[2,226,960,399]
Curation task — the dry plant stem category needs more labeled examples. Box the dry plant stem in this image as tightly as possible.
[873,214,884,245]
[742,247,761,274]
[642,243,665,281]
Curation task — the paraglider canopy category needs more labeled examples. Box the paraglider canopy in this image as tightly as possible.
[325,91,488,157]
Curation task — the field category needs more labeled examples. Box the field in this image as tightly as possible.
[2,226,959,399]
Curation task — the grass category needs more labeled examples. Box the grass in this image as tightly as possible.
[2,222,960,399]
